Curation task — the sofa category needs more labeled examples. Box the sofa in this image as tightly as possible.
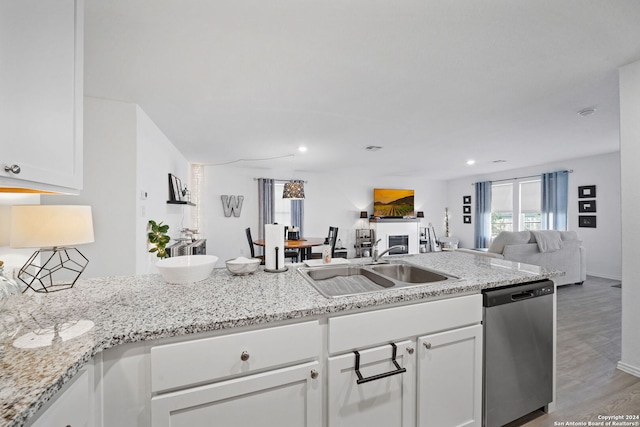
[458,230,586,286]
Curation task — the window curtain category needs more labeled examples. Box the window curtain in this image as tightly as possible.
[474,181,492,248]
[257,178,274,240]
[541,171,568,230]
[291,180,304,237]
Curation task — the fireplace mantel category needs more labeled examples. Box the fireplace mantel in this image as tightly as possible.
[370,217,420,223]
[370,220,420,255]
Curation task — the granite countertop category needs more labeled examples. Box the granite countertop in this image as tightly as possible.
[0,251,562,427]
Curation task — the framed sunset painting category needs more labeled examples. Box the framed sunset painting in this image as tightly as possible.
[373,188,415,217]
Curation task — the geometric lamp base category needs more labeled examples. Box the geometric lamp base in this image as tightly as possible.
[18,247,89,293]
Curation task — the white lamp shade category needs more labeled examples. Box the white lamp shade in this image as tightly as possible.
[0,205,10,246]
[10,205,94,248]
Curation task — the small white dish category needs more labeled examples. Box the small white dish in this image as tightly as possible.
[156,255,218,284]
[226,257,261,275]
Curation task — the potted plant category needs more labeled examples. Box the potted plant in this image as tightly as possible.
[148,220,170,258]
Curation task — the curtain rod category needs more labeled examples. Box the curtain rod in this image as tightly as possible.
[253,178,308,183]
[471,169,573,186]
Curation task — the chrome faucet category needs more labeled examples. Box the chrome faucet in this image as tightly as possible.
[371,239,406,263]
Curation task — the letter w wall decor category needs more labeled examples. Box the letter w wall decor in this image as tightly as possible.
[221,195,244,217]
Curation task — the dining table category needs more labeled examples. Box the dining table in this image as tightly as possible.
[253,237,326,261]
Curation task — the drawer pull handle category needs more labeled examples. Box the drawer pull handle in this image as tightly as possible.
[354,343,406,385]
[424,342,432,350]
[4,164,21,174]
[406,347,414,355]
[310,369,319,379]
[240,351,250,361]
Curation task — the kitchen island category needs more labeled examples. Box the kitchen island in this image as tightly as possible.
[0,252,562,427]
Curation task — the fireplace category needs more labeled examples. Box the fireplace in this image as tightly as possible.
[370,218,420,255]
[388,235,409,254]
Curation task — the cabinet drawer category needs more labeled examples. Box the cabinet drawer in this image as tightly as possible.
[328,294,481,354]
[151,321,320,393]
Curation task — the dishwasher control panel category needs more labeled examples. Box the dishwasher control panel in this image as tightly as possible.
[482,280,554,307]
[534,285,554,296]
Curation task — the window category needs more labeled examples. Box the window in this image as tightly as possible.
[491,179,542,238]
[519,180,541,231]
[491,183,513,238]
[273,182,292,226]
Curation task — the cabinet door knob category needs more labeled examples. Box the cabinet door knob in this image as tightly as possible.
[310,369,319,379]
[4,164,21,174]
[406,347,414,354]
[240,351,250,361]
[423,342,432,350]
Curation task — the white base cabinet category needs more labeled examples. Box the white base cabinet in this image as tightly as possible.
[151,361,321,427]
[26,368,91,427]
[328,340,415,426]
[417,325,483,427]
[327,294,483,427]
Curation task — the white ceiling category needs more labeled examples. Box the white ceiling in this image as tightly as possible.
[84,0,640,180]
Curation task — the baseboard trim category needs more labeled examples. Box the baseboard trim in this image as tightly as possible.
[586,272,622,281]
[617,361,640,378]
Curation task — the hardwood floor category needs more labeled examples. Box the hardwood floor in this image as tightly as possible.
[515,276,640,427]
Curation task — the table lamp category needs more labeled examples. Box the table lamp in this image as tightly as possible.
[10,205,94,293]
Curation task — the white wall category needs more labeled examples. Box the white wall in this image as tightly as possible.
[135,105,191,275]
[446,152,622,280]
[201,165,448,265]
[619,59,640,376]
[42,97,138,278]
[42,97,191,278]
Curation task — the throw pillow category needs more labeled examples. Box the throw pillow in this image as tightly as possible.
[487,231,532,254]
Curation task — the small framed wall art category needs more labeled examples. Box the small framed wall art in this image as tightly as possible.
[463,195,471,205]
[168,173,183,202]
[463,215,472,224]
[578,200,596,213]
[463,205,471,214]
[578,185,596,198]
[578,215,597,228]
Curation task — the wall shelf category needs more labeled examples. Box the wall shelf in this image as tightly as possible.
[167,201,195,206]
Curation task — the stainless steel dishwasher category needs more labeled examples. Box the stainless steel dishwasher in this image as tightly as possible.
[483,280,554,427]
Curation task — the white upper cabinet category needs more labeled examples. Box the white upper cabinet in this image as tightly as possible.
[0,0,83,192]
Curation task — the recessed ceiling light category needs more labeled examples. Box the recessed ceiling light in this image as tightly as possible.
[578,108,596,117]
[466,160,476,165]
[298,146,307,153]
[364,146,383,152]
[492,159,507,163]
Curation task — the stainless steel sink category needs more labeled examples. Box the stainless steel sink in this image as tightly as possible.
[298,262,458,298]
[370,263,449,283]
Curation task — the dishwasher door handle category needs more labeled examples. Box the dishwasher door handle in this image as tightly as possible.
[511,291,535,301]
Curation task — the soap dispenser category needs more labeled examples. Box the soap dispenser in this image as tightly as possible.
[322,238,332,264]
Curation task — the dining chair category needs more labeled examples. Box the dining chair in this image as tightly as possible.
[327,226,339,257]
[283,227,299,262]
[245,227,265,265]
[311,226,339,259]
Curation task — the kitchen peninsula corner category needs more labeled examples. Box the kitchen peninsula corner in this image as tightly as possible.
[1,252,562,427]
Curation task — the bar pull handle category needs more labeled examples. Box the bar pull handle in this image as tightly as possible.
[511,291,534,301]
[354,343,406,385]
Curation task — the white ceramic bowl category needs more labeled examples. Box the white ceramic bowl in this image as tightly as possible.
[225,257,261,275]
[156,255,218,284]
